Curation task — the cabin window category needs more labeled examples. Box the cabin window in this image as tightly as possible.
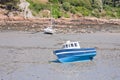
[63,45,65,48]
[71,44,74,47]
[66,45,68,48]
[74,43,77,47]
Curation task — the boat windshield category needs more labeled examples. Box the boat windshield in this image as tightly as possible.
[62,42,80,49]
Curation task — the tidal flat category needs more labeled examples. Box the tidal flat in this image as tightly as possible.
[0,31,120,80]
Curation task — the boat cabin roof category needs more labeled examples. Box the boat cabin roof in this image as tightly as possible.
[62,41,80,49]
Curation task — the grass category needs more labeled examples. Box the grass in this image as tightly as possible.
[26,0,120,19]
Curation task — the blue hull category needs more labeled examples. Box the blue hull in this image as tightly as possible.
[53,48,96,63]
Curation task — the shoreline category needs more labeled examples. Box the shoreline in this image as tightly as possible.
[0,16,120,33]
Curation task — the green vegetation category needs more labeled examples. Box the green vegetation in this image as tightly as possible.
[0,0,120,18]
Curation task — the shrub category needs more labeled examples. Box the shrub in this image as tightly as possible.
[27,0,48,13]
[62,2,71,11]
[92,0,103,11]
[70,6,77,14]
[52,4,62,18]
[49,0,59,3]
[91,9,100,18]
[75,7,91,16]
[116,8,120,18]
[63,12,70,18]
[69,0,92,9]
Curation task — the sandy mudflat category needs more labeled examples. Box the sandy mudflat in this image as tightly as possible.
[0,31,120,80]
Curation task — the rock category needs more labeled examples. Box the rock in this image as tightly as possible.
[19,0,34,19]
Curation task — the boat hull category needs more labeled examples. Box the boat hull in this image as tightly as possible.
[53,48,96,63]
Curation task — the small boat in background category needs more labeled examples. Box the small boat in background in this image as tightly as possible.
[44,26,54,34]
[44,4,55,34]
[53,41,97,63]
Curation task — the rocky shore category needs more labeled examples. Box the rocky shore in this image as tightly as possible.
[0,16,120,33]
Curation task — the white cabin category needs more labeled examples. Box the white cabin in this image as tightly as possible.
[62,41,80,49]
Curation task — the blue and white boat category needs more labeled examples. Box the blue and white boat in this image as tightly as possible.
[53,41,96,63]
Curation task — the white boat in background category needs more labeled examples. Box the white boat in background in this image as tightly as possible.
[44,19,55,34]
[44,26,54,34]
[44,4,55,34]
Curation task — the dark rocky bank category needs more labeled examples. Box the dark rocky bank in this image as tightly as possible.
[0,17,120,33]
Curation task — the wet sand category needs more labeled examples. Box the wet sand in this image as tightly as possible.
[0,31,120,80]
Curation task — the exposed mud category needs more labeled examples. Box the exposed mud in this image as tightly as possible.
[0,31,120,80]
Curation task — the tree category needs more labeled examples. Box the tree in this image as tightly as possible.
[0,0,19,10]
